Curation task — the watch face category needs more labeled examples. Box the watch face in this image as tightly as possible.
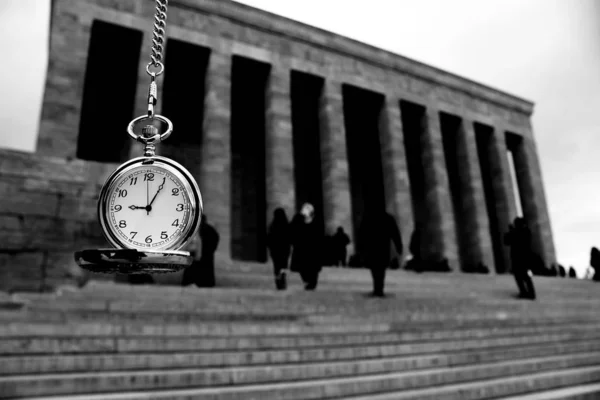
[101,162,197,251]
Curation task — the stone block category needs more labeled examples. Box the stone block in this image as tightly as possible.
[0,252,44,292]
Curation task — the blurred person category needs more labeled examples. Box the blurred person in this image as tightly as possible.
[290,203,323,290]
[358,209,403,297]
[504,217,536,300]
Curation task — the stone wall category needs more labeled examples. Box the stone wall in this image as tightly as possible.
[0,149,116,291]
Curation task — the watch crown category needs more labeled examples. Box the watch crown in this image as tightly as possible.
[142,125,159,138]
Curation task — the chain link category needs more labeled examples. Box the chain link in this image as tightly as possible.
[147,0,168,76]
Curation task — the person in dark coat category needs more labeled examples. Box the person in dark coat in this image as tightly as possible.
[290,203,323,290]
[332,227,351,267]
[568,266,577,278]
[504,217,536,300]
[559,264,566,277]
[267,207,291,290]
[182,214,220,288]
[358,209,403,297]
[590,247,600,281]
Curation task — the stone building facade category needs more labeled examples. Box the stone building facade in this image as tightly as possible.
[0,0,556,290]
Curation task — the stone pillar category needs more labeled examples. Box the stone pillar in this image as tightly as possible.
[510,130,557,269]
[200,49,232,259]
[265,66,295,225]
[420,107,459,269]
[456,120,495,272]
[319,81,353,250]
[378,96,413,256]
[37,4,92,158]
[486,125,517,273]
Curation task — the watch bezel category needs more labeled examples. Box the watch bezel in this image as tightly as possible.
[97,156,202,252]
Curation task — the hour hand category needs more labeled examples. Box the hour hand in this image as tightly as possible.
[128,205,146,210]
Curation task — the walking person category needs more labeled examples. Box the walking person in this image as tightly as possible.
[267,207,291,290]
[504,217,536,300]
[358,209,403,297]
[290,203,323,290]
[182,214,219,288]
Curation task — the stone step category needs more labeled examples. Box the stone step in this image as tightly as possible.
[5,354,600,399]
[70,276,598,299]
[0,320,393,337]
[67,282,599,304]
[0,318,599,340]
[35,290,596,320]
[2,329,598,370]
[2,333,598,376]
[7,299,597,325]
[329,365,600,400]
[19,293,594,314]
[1,321,598,355]
[497,382,600,399]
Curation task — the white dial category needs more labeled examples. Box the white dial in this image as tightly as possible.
[104,165,192,251]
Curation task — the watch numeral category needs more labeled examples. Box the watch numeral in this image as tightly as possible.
[144,173,155,181]
[172,188,180,196]
[118,189,128,198]
[160,231,168,239]
[114,205,122,212]
[145,235,153,244]
[130,231,137,239]
[176,203,184,212]
[119,220,127,228]
[172,219,179,227]
[129,177,137,186]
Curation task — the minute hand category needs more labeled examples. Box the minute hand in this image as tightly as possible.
[148,177,166,209]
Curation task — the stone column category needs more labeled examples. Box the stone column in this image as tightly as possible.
[378,96,413,256]
[510,130,557,269]
[420,107,459,269]
[456,120,495,272]
[37,4,93,158]
[319,81,353,251]
[200,49,232,259]
[265,66,295,225]
[486,125,517,273]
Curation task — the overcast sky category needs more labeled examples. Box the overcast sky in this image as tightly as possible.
[1,0,599,276]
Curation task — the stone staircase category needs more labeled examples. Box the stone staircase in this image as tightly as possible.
[1,264,600,399]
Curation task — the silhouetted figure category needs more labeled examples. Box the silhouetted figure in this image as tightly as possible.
[182,215,219,288]
[590,247,600,281]
[504,217,536,300]
[358,209,403,297]
[568,266,577,278]
[267,208,291,290]
[290,203,323,290]
[559,265,566,277]
[332,227,351,267]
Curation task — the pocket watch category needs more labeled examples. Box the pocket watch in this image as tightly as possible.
[98,141,201,253]
[75,0,203,274]
[76,118,203,275]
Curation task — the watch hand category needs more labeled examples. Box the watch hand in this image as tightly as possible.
[128,205,146,210]
[148,177,166,211]
[146,176,150,215]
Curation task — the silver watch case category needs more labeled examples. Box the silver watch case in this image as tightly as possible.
[97,155,203,253]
